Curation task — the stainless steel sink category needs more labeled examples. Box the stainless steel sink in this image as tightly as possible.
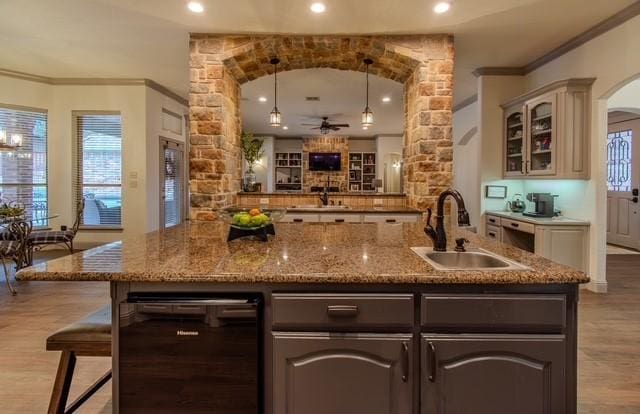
[410,247,530,271]
[289,205,351,210]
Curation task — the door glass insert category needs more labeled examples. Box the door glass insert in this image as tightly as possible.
[529,103,553,172]
[163,145,182,228]
[607,129,632,191]
[506,112,524,173]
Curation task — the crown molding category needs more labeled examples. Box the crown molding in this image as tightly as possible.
[500,78,596,109]
[524,1,640,73]
[473,1,640,78]
[472,67,524,77]
[453,94,478,113]
[0,68,188,106]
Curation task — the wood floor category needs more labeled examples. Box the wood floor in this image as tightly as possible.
[0,253,639,413]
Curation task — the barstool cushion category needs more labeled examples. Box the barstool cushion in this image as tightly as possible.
[47,305,111,355]
[29,230,75,245]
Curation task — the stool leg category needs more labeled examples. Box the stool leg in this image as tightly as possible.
[48,351,76,414]
[1,258,16,296]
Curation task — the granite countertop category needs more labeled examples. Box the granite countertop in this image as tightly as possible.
[486,211,590,226]
[17,221,589,285]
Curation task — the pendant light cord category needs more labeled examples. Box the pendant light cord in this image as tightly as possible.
[274,62,278,108]
[365,62,369,108]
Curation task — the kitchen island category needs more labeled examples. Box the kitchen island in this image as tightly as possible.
[18,221,589,414]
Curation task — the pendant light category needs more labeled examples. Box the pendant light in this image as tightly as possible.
[269,58,282,127]
[361,58,374,127]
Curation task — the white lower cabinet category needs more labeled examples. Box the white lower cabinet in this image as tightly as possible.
[319,214,362,223]
[280,213,421,224]
[363,214,420,223]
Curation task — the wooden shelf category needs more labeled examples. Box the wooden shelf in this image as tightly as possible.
[507,122,523,128]
[532,114,552,122]
[532,129,552,136]
[531,150,552,155]
[507,153,523,157]
[508,136,523,141]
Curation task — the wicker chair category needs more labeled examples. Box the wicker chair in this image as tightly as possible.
[28,200,84,265]
[0,220,32,295]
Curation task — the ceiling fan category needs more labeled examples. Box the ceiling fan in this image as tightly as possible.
[301,117,350,134]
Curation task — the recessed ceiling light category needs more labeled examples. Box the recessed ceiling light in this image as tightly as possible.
[258,96,267,102]
[187,1,204,13]
[433,1,450,14]
[382,96,391,103]
[310,2,326,13]
[362,126,369,130]
[283,126,289,130]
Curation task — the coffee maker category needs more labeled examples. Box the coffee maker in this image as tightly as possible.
[523,193,556,218]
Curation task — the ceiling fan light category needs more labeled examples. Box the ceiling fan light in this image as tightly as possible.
[361,108,374,127]
[269,108,281,127]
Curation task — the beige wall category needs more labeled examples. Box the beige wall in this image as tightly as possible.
[520,14,640,293]
[452,101,481,225]
[459,14,640,292]
[0,74,187,246]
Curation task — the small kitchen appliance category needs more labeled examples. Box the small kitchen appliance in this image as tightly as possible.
[507,193,526,213]
[523,193,556,218]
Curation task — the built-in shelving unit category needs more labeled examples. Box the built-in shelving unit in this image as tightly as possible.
[349,152,377,192]
[275,152,302,192]
[502,78,593,179]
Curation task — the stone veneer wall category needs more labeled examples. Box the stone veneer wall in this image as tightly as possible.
[189,35,454,219]
[302,136,349,192]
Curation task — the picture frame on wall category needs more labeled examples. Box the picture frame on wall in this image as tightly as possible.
[485,185,507,199]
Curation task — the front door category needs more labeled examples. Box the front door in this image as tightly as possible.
[606,125,640,249]
[160,139,185,229]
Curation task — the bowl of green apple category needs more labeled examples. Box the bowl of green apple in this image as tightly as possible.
[219,207,287,230]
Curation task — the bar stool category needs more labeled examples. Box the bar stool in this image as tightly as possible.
[47,305,112,414]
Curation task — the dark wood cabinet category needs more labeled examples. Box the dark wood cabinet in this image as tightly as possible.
[421,334,567,414]
[273,332,413,414]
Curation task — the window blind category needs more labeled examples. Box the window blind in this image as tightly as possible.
[74,112,122,227]
[0,105,48,226]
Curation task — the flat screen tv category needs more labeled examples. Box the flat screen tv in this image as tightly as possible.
[309,152,341,171]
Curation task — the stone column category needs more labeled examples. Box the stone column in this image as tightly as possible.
[189,36,242,220]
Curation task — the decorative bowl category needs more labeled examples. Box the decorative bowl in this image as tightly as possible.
[219,207,287,230]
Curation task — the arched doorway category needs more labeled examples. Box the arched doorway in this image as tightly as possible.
[188,34,455,219]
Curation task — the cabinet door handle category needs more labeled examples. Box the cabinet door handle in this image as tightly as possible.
[488,232,496,237]
[401,342,409,383]
[293,218,303,223]
[335,219,345,223]
[510,222,519,228]
[488,218,496,224]
[427,341,436,382]
[326,305,359,318]
[385,219,397,223]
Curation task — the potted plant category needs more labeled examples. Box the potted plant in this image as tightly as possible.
[241,132,264,192]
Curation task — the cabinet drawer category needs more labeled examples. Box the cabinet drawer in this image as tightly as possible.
[486,215,501,226]
[421,294,566,333]
[501,218,535,234]
[280,214,319,223]
[485,225,501,241]
[362,214,420,223]
[319,214,361,223]
[272,293,414,331]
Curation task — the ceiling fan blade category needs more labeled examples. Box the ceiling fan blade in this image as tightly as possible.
[301,123,319,126]
[310,127,322,129]
[331,124,350,128]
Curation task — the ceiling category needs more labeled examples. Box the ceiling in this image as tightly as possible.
[241,68,403,137]
[0,0,636,106]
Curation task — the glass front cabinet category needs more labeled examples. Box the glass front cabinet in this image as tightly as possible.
[502,79,594,179]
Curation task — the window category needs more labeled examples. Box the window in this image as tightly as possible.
[74,112,122,227]
[607,129,632,192]
[0,105,48,226]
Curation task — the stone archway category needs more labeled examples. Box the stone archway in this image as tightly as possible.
[189,34,454,220]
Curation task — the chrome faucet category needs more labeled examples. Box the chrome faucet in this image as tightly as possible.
[319,175,330,206]
[424,189,471,252]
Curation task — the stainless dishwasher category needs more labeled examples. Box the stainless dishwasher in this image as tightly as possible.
[119,293,262,413]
